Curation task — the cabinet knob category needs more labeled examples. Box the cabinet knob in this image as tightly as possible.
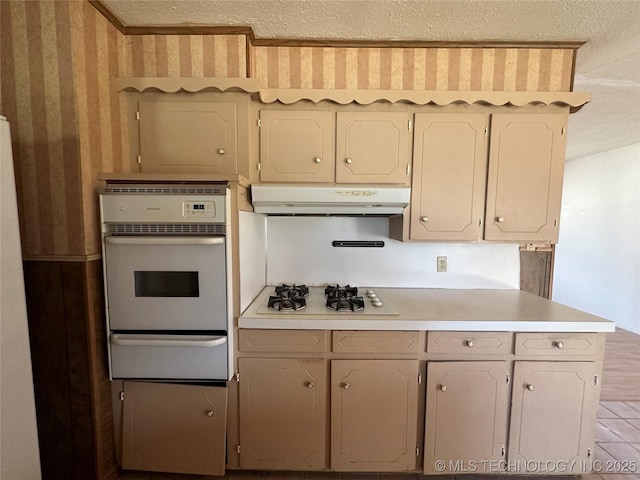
[345,158,353,164]
[313,157,322,164]
[465,339,474,347]
[206,410,215,417]
[342,382,350,390]
[496,216,504,223]
[420,216,428,222]
[306,382,315,389]
[439,385,447,392]
[216,148,226,155]
[526,384,535,391]
[554,341,564,349]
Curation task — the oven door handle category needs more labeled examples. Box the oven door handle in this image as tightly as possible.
[104,236,224,246]
[110,334,227,348]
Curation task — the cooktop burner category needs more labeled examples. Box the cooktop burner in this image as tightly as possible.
[268,284,308,311]
[325,284,364,312]
[256,285,399,316]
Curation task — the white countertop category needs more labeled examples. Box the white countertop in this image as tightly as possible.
[239,287,615,332]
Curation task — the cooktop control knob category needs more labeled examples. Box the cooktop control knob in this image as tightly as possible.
[366,290,376,298]
[372,299,383,307]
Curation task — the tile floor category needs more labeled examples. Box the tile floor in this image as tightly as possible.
[119,401,640,480]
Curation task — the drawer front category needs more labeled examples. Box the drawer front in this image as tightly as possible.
[515,333,603,356]
[239,329,327,353]
[427,331,512,354]
[332,331,419,354]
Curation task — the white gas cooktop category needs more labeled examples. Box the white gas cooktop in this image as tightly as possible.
[254,285,399,316]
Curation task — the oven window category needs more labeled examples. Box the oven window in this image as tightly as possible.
[134,271,199,297]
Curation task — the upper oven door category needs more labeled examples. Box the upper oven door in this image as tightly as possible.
[104,236,227,331]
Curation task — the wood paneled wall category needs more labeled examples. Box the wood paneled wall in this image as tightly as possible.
[253,46,575,91]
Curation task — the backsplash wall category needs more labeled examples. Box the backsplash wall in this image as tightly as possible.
[265,217,519,288]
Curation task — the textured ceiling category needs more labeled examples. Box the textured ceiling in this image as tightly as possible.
[102,0,640,160]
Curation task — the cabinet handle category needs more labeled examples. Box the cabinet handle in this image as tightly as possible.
[306,382,315,389]
[526,384,535,391]
[496,216,504,223]
[554,341,565,349]
[345,158,353,164]
[420,216,428,222]
[439,384,447,392]
[342,382,350,390]
[217,148,226,155]
[465,339,474,347]
[206,410,215,417]
[313,157,322,164]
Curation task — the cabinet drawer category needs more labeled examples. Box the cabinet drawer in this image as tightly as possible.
[238,329,327,353]
[514,333,603,356]
[332,331,419,354]
[427,331,512,354]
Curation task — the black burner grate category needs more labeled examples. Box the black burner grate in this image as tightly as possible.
[325,284,365,312]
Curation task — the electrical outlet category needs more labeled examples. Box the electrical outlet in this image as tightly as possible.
[437,256,447,273]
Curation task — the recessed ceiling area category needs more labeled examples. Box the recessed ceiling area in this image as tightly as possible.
[101,0,640,160]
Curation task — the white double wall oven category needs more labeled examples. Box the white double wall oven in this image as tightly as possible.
[100,184,233,381]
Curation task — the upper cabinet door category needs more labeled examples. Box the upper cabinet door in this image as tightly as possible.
[484,113,567,242]
[259,110,334,183]
[138,101,237,174]
[335,112,410,185]
[410,113,488,241]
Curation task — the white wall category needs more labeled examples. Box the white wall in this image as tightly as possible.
[553,143,640,334]
[266,216,520,289]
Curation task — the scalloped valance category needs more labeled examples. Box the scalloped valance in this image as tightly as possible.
[116,78,591,112]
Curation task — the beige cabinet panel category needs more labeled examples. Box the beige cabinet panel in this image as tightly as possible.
[332,330,419,354]
[138,101,237,174]
[424,362,509,474]
[410,113,488,241]
[484,113,567,242]
[122,381,227,476]
[239,329,327,353]
[508,361,599,473]
[514,332,603,357]
[238,358,327,470]
[259,110,334,183]
[427,331,513,355]
[336,112,410,184]
[331,359,418,471]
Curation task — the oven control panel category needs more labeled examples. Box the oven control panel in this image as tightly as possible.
[183,201,216,217]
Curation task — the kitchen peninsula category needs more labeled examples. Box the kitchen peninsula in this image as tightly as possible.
[237,285,613,474]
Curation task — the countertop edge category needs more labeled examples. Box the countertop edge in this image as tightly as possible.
[237,319,616,332]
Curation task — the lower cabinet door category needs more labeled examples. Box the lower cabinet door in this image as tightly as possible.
[331,359,418,471]
[122,381,227,476]
[508,361,599,473]
[238,358,327,470]
[424,361,510,474]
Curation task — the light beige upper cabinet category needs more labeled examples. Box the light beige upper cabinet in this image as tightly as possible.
[508,361,599,472]
[410,113,489,241]
[138,100,237,174]
[335,112,410,184]
[121,381,227,476]
[259,110,410,185]
[393,109,568,243]
[238,357,327,470]
[484,113,567,242]
[424,361,509,474]
[331,359,418,472]
[259,110,334,183]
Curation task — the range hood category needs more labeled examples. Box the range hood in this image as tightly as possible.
[251,184,410,215]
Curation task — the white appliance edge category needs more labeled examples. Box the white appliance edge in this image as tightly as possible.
[0,116,42,478]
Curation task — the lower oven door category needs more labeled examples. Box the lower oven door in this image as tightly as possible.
[104,236,227,331]
[110,333,228,380]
